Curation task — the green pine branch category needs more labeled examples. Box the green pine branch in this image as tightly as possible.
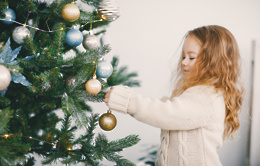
[108,56,140,87]
[81,0,103,8]
[0,0,141,165]
[40,114,140,166]
[0,108,30,166]
[95,133,140,166]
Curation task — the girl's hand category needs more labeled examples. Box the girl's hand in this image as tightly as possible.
[104,86,114,106]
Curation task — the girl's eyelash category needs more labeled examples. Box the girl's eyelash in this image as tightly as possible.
[182,57,195,60]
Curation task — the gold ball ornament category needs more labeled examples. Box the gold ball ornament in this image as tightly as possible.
[99,110,117,131]
[85,78,102,95]
[97,0,120,21]
[61,2,80,22]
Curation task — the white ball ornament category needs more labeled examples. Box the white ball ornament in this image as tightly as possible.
[96,60,113,78]
[0,64,11,91]
[82,34,99,50]
[85,78,102,95]
[12,26,30,44]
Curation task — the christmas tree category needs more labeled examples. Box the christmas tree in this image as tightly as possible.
[0,0,140,165]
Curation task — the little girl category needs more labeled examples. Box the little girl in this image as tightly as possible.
[104,25,243,166]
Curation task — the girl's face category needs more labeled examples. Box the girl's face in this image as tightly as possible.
[181,35,201,77]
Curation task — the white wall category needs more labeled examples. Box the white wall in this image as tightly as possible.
[90,0,260,165]
[249,40,260,166]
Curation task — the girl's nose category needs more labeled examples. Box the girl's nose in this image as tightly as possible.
[182,58,189,66]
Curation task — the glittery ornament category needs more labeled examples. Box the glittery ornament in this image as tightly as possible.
[0,64,11,91]
[65,76,76,86]
[1,8,16,25]
[96,59,113,78]
[61,2,80,22]
[85,78,102,94]
[12,26,30,44]
[97,0,119,21]
[65,29,83,47]
[99,110,117,131]
[82,34,99,50]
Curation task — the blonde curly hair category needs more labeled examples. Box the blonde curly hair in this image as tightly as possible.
[172,25,244,139]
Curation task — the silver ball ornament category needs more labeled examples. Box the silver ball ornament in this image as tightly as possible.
[82,34,99,50]
[97,0,120,21]
[0,64,11,91]
[66,76,76,86]
[12,26,30,44]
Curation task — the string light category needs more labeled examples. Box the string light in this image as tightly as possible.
[0,3,113,149]
[0,18,104,33]
[24,136,55,145]
[1,134,54,145]
[4,134,9,138]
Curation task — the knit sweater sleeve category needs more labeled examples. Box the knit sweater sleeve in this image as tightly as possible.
[108,85,220,130]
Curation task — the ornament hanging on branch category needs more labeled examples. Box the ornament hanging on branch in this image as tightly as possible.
[82,34,99,50]
[99,110,117,131]
[96,59,113,78]
[65,29,83,47]
[65,76,76,86]
[61,2,80,22]
[1,8,16,25]
[12,26,30,44]
[85,77,102,94]
[85,60,102,95]
[0,64,11,91]
[97,0,120,21]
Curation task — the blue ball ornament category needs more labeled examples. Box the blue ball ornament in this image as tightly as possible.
[65,29,83,47]
[1,8,16,25]
[96,60,113,78]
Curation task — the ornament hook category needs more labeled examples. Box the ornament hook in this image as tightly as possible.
[92,59,98,78]
[90,23,93,31]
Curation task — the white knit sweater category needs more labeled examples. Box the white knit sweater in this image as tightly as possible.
[107,85,225,166]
